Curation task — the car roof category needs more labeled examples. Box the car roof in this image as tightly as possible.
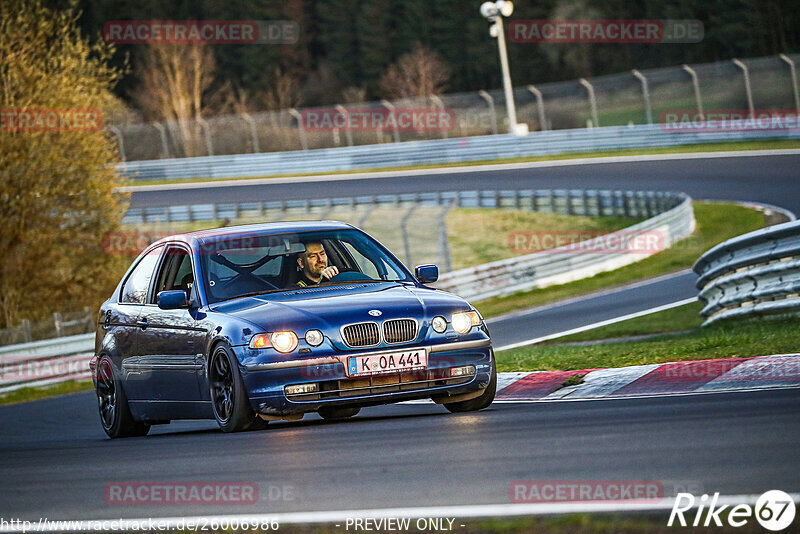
[150,220,356,248]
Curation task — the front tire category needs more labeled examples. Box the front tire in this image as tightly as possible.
[96,356,150,438]
[443,357,497,413]
[209,344,262,432]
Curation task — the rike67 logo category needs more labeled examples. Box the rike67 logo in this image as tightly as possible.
[668,490,796,531]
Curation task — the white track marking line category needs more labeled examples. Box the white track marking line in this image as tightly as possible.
[118,149,800,192]
[495,297,698,352]
[486,269,694,324]
[7,494,798,531]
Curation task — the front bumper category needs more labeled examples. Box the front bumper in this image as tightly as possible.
[240,339,493,416]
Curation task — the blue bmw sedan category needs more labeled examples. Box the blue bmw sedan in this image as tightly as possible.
[91,221,495,437]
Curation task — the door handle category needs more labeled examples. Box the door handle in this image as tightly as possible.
[136,319,149,330]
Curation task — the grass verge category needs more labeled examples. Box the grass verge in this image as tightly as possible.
[0,380,93,406]
[552,300,705,343]
[125,138,800,188]
[495,312,800,372]
[475,201,765,319]
[446,209,638,270]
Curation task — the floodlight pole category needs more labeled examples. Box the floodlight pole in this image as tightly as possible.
[481,1,524,135]
[493,17,518,133]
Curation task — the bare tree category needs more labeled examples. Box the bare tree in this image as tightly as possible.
[379,46,449,100]
[259,67,302,111]
[340,86,367,104]
[131,44,216,157]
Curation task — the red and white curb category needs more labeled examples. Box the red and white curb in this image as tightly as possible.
[496,353,800,401]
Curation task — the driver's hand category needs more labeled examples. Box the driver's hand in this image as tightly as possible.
[321,266,339,280]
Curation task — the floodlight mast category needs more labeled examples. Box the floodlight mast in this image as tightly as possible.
[480,1,525,135]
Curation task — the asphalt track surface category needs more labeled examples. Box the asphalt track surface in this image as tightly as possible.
[2,154,798,522]
[128,153,800,215]
[1,388,799,520]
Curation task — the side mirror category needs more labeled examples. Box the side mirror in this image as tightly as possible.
[415,264,439,284]
[157,290,190,310]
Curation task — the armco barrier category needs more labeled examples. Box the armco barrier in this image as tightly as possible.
[117,124,800,181]
[693,219,800,325]
[435,192,694,300]
[0,333,94,394]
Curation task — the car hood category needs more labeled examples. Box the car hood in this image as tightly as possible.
[210,282,469,335]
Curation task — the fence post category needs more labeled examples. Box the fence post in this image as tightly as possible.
[779,54,800,113]
[579,78,599,128]
[241,113,261,153]
[438,199,456,273]
[109,126,126,161]
[153,122,171,159]
[335,105,354,146]
[430,95,448,139]
[401,203,418,266]
[732,59,755,118]
[478,90,498,135]
[54,312,62,338]
[526,85,548,131]
[380,100,401,143]
[357,198,376,229]
[682,65,704,119]
[287,108,308,150]
[632,69,653,124]
[197,117,214,156]
[21,319,32,343]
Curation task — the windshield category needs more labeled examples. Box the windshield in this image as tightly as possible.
[198,229,412,303]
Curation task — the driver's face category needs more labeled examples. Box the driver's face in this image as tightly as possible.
[299,243,328,278]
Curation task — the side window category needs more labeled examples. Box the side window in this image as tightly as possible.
[154,247,194,300]
[120,246,164,304]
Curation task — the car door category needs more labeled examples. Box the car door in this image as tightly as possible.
[132,245,207,408]
[116,245,164,400]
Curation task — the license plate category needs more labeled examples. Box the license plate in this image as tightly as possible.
[346,349,427,377]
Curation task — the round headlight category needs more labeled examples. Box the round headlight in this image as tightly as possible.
[451,311,480,335]
[431,316,447,333]
[305,329,324,347]
[269,331,298,353]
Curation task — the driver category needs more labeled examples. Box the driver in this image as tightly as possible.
[296,241,339,287]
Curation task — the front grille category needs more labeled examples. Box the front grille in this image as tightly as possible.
[342,322,380,347]
[383,319,417,344]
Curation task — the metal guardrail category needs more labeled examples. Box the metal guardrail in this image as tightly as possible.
[436,191,694,300]
[0,333,94,394]
[693,219,800,326]
[117,123,800,182]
